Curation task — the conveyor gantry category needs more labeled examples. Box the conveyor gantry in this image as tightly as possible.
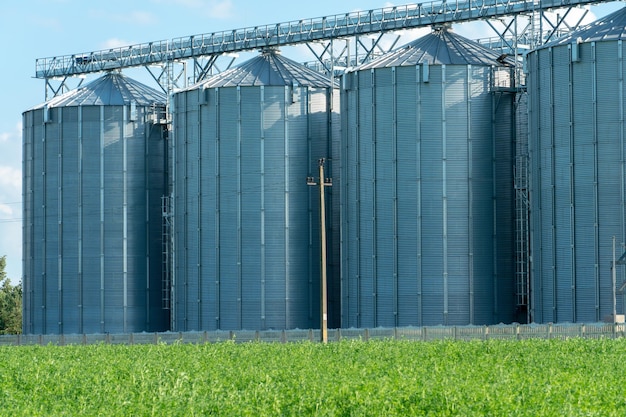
[35,0,613,81]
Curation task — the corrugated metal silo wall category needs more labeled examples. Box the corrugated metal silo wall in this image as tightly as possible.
[22,105,168,334]
[341,64,515,327]
[528,41,626,323]
[172,85,338,331]
[494,88,516,325]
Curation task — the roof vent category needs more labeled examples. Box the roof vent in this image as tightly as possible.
[260,46,281,56]
[432,23,453,33]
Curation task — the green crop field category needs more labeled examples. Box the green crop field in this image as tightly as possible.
[1,338,625,416]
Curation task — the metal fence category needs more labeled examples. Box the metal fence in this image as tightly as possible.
[1,323,626,346]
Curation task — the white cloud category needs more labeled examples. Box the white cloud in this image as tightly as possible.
[88,9,158,26]
[0,204,13,217]
[152,0,210,8]
[151,0,233,19]
[0,122,22,143]
[0,123,22,284]
[207,0,233,19]
[0,122,23,197]
[100,38,135,50]
[30,16,63,32]
[127,10,159,25]
[0,165,21,190]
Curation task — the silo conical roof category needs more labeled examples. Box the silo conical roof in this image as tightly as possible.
[358,27,515,69]
[193,48,335,88]
[30,72,166,109]
[544,6,626,47]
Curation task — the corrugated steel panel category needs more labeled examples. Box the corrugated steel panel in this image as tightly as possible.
[341,71,361,328]
[22,74,167,334]
[395,66,420,326]
[173,52,338,331]
[29,73,165,109]
[545,6,626,47]
[341,32,515,327]
[493,87,516,325]
[22,111,34,333]
[419,65,446,326]
[359,28,516,69]
[373,67,395,327]
[189,49,336,89]
[529,27,626,323]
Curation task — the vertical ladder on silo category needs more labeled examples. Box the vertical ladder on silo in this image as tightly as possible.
[162,196,172,310]
[514,93,530,321]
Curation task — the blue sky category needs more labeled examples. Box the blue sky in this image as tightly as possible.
[0,0,623,283]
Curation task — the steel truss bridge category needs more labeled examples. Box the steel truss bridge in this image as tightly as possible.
[36,0,617,98]
[33,0,621,324]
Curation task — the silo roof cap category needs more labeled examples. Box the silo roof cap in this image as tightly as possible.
[543,6,626,47]
[358,27,515,69]
[189,49,336,88]
[30,72,166,109]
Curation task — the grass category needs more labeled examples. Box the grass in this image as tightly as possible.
[1,338,625,416]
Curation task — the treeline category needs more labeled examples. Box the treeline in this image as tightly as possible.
[0,256,21,334]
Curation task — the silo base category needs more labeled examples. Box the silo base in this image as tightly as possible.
[603,314,625,324]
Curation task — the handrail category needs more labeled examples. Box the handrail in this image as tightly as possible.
[34,0,613,79]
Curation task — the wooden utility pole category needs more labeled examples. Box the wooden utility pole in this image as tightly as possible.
[307,158,332,343]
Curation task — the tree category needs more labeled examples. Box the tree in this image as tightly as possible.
[0,256,22,334]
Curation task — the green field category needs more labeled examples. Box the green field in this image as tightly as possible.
[1,338,625,416]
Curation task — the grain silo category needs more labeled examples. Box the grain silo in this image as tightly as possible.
[527,7,626,323]
[22,72,169,334]
[340,26,517,327]
[171,48,340,331]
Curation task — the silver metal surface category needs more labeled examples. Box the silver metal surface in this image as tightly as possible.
[341,29,516,327]
[172,51,340,331]
[528,6,626,323]
[22,74,168,334]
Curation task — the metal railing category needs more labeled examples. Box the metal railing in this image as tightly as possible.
[1,323,625,345]
[34,0,612,79]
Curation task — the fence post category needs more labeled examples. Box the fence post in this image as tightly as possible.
[364,328,370,341]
